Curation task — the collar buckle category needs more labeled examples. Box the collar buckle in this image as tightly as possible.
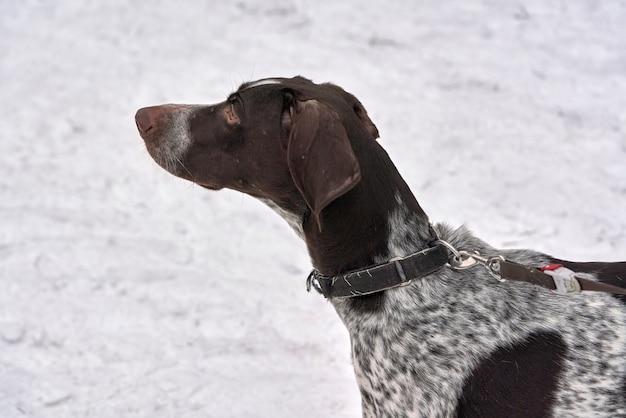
[306,270,323,294]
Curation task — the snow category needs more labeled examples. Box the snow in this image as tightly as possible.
[1,0,625,416]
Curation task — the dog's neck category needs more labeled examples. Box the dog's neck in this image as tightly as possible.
[263,146,433,278]
[303,182,432,277]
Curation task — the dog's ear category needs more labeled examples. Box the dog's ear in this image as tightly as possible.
[285,99,361,231]
[322,83,380,140]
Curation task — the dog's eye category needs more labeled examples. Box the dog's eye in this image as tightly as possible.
[227,93,240,105]
[225,94,241,124]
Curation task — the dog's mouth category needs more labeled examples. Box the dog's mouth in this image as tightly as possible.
[135,105,198,181]
[198,182,222,191]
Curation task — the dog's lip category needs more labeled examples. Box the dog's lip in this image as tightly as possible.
[198,182,222,191]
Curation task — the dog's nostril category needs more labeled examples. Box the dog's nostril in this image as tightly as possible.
[135,108,155,135]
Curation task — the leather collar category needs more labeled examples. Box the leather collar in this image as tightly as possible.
[306,244,449,298]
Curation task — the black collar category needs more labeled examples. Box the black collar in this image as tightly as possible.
[306,244,449,298]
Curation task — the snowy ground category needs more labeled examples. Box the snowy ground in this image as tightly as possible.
[1,0,625,417]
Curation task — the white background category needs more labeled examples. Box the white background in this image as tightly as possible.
[1,1,625,416]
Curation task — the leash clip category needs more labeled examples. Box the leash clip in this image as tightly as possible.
[465,252,506,282]
[437,238,506,283]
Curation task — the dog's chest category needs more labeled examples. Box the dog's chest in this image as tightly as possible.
[337,292,483,417]
[350,333,463,417]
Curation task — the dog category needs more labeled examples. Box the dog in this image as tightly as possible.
[136,76,626,417]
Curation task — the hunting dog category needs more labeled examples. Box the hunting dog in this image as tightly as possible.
[136,76,626,417]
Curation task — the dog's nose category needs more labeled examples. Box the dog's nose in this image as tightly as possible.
[135,107,157,138]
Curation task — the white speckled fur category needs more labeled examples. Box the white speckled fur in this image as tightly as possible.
[263,194,626,417]
[329,201,626,417]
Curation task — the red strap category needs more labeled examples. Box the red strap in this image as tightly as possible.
[541,263,564,272]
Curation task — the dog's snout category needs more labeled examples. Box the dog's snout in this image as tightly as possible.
[135,107,158,138]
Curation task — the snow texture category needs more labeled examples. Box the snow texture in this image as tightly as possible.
[1,0,625,417]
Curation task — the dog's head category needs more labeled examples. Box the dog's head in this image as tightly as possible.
[136,76,379,230]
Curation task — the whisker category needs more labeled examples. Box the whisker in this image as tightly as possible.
[174,155,194,179]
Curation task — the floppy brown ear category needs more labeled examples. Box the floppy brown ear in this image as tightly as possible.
[287,99,361,231]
